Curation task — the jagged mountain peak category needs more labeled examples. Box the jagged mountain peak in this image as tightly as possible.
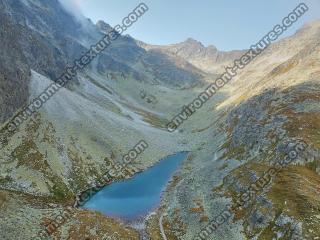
[182,37,204,47]
[207,44,218,51]
[96,20,113,33]
[177,38,221,53]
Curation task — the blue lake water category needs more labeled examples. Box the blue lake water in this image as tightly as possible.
[83,152,188,220]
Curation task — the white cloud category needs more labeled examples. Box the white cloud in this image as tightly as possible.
[58,0,85,21]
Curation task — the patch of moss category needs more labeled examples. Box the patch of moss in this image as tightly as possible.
[267,166,320,219]
[269,59,299,78]
[162,210,187,239]
[266,166,320,238]
[138,110,168,129]
[258,221,292,240]
[50,180,74,202]
[12,139,47,171]
[283,112,320,148]
[221,139,246,161]
[0,175,13,185]
[63,210,140,240]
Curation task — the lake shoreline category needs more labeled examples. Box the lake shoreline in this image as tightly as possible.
[80,152,189,223]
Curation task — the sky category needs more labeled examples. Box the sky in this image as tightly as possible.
[61,0,320,51]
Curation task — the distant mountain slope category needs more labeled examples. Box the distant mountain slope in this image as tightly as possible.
[95,20,207,88]
[0,0,206,125]
[137,38,245,73]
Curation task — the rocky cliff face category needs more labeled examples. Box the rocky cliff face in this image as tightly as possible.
[0,0,319,239]
[95,20,207,89]
[0,0,91,124]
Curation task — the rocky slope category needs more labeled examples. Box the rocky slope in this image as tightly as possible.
[0,0,319,239]
[0,0,96,124]
[149,20,320,240]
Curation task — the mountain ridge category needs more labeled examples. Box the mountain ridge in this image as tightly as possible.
[0,1,319,239]
[137,37,245,73]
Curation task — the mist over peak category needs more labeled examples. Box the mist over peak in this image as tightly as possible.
[58,0,87,25]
